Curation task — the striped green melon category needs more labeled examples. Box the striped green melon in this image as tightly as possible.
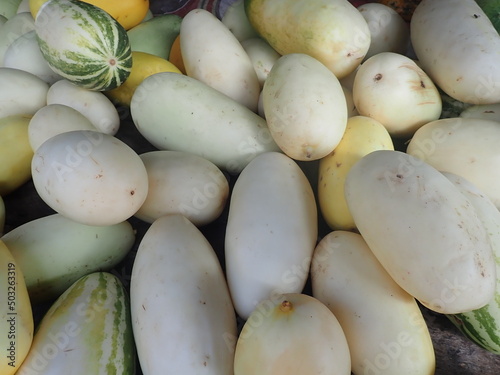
[446,263,500,355]
[34,0,132,91]
[16,272,136,374]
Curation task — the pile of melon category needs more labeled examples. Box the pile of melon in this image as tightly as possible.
[1,0,500,374]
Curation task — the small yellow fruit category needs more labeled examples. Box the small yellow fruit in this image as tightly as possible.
[0,115,34,196]
[105,51,182,106]
[30,0,149,30]
[169,34,186,74]
[318,115,394,230]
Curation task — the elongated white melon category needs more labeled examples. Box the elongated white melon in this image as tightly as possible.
[344,149,496,314]
[245,0,371,79]
[312,230,435,375]
[130,214,237,375]
[411,0,500,104]
[180,8,260,112]
[1,213,135,303]
[130,72,280,173]
[225,151,318,320]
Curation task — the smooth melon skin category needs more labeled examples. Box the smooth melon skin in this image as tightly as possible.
[406,117,500,209]
[318,115,394,231]
[344,150,496,314]
[244,0,371,79]
[35,0,132,91]
[224,152,318,320]
[1,213,136,303]
[130,214,237,375]
[234,293,351,375]
[311,230,436,375]
[411,0,500,104]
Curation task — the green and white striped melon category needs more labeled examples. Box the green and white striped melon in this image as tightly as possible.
[446,263,500,355]
[34,0,132,91]
[16,271,136,374]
